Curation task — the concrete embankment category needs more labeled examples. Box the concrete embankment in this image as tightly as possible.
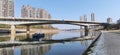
[83,30,120,55]
[82,31,102,55]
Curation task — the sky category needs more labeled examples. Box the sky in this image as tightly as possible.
[15,0,120,29]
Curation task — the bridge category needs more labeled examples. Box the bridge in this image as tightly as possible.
[0,17,107,41]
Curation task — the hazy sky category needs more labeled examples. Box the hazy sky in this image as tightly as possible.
[15,0,120,29]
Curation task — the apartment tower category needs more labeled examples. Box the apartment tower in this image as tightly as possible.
[107,18,112,23]
[84,14,87,22]
[21,5,52,28]
[0,0,14,17]
[21,5,36,18]
[91,13,95,22]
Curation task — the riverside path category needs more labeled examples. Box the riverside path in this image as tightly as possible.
[94,31,120,55]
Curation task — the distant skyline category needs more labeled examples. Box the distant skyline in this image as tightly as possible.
[15,0,120,29]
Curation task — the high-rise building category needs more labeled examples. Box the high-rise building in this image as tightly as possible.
[91,13,95,22]
[36,8,41,18]
[84,14,87,22]
[21,5,52,28]
[0,0,3,17]
[21,5,36,18]
[35,8,52,28]
[80,16,83,29]
[107,18,112,23]
[0,0,14,17]
[48,14,51,19]
[21,6,51,19]
[36,8,51,19]
[117,18,120,24]
[80,16,82,21]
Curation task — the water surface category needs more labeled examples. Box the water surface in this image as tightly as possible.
[0,31,95,55]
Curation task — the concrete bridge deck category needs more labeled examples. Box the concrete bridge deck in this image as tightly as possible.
[91,31,120,55]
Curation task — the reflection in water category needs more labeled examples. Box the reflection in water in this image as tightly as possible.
[0,40,92,55]
[51,31,81,40]
[0,30,96,42]
[0,30,97,55]
[10,33,54,42]
[0,48,14,55]
[0,44,51,55]
[80,31,84,38]
[21,45,50,55]
[0,33,54,42]
[44,34,53,40]
[19,33,32,41]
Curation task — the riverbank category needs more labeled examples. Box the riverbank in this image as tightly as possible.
[84,30,120,55]
[0,28,60,34]
[82,31,102,55]
[102,30,120,32]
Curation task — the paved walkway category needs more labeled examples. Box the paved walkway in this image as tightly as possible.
[94,32,120,55]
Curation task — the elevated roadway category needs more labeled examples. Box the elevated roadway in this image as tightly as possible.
[0,17,107,41]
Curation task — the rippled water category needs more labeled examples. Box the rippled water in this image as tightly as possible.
[0,31,95,55]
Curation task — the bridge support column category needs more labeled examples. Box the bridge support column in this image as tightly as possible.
[80,26,83,30]
[84,26,89,36]
[10,25,16,41]
[26,25,30,34]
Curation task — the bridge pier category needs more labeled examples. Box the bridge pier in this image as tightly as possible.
[84,26,89,36]
[26,25,30,34]
[10,25,16,41]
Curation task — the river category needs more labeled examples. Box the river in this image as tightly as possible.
[0,30,96,55]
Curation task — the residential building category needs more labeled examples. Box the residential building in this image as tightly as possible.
[21,5,52,28]
[21,5,35,18]
[36,8,51,19]
[36,8,51,28]
[117,18,120,24]
[91,13,95,22]
[107,18,112,23]
[80,16,82,21]
[0,0,14,17]
[84,14,87,22]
